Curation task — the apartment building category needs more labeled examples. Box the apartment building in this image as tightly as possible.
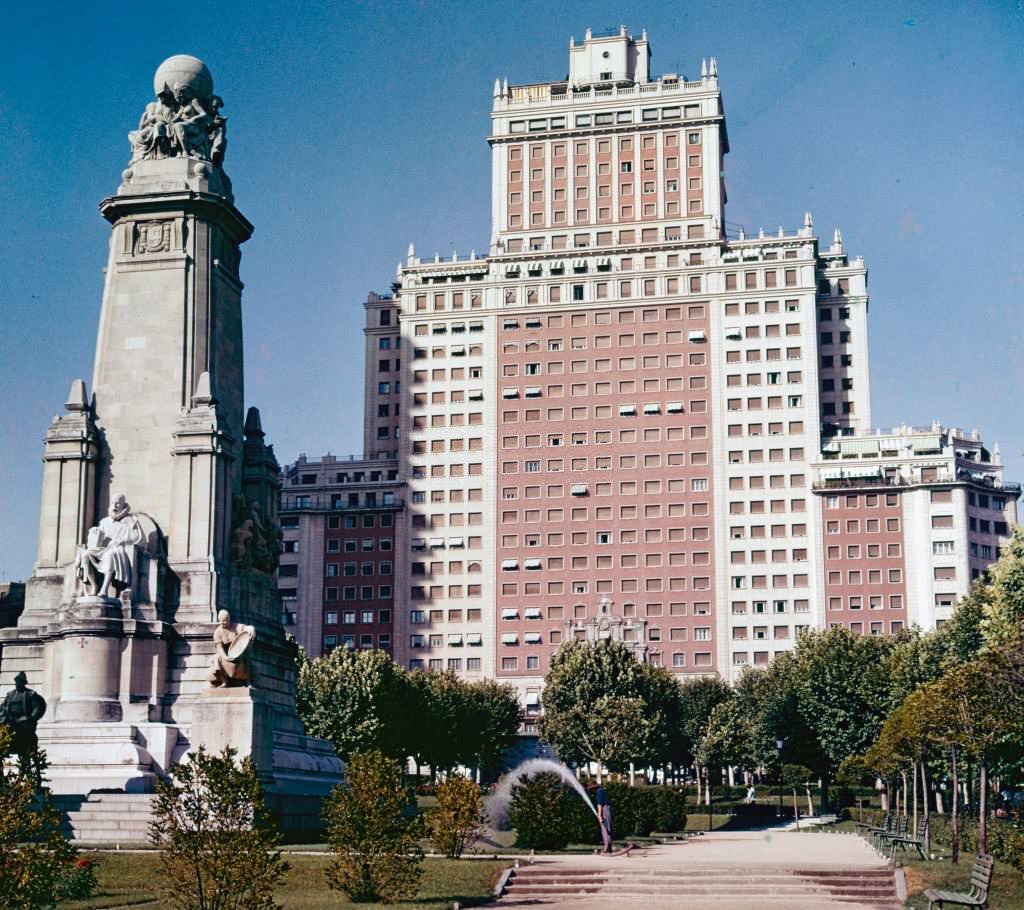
[811,425,1019,638]
[278,455,402,657]
[279,28,1018,690]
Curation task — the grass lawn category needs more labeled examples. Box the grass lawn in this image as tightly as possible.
[61,852,508,910]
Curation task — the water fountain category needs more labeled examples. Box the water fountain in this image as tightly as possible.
[488,758,600,828]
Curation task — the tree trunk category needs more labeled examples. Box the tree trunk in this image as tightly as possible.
[912,760,919,837]
[920,758,931,855]
[901,771,908,820]
[792,788,800,829]
[963,759,972,811]
[979,761,988,856]
[950,747,960,865]
[935,789,944,815]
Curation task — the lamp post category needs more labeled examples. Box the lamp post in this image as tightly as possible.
[775,738,785,819]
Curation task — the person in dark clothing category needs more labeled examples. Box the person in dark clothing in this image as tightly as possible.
[595,785,613,853]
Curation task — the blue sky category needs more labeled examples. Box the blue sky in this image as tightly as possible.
[1,1,1022,579]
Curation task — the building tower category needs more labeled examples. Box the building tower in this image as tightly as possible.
[373,27,883,698]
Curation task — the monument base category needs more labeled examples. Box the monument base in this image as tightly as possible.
[37,721,181,794]
[191,686,274,770]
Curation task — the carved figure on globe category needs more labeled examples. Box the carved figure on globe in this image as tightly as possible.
[129,55,227,166]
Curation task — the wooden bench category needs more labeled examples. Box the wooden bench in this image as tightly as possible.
[888,816,929,863]
[874,814,909,851]
[855,811,889,837]
[924,854,993,909]
[859,813,893,846]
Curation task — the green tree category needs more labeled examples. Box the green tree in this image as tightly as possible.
[638,662,690,768]
[0,728,81,910]
[934,583,988,668]
[296,647,410,761]
[462,679,522,779]
[539,640,662,775]
[672,675,733,769]
[736,654,826,779]
[793,627,893,776]
[149,746,287,910]
[938,656,1022,855]
[781,764,814,822]
[427,775,486,858]
[541,694,659,778]
[697,700,757,779]
[415,670,472,774]
[879,627,946,711]
[982,526,1024,649]
[324,750,423,902]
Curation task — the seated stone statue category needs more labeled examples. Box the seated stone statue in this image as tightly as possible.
[74,493,145,599]
[207,610,256,687]
[128,88,177,162]
[1,672,46,758]
[167,82,212,160]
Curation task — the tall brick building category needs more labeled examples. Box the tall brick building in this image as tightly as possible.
[279,28,1018,701]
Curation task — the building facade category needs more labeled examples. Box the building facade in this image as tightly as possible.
[279,28,1018,695]
[278,455,402,657]
[812,425,1019,638]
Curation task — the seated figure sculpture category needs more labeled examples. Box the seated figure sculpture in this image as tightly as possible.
[128,86,178,162]
[207,609,256,687]
[74,493,144,599]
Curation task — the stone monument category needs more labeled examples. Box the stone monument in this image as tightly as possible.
[0,55,339,828]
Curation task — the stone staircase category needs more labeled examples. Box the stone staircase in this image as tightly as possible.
[54,793,156,844]
[498,864,901,908]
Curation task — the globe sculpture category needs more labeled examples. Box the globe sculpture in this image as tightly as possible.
[153,54,213,99]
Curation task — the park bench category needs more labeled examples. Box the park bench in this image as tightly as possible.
[924,853,993,910]
[888,816,929,863]
[874,815,908,851]
[855,811,890,839]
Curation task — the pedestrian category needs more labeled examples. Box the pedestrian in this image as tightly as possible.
[746,784,757,804]
[595,785,613,853]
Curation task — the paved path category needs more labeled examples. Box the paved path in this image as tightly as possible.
[497,830,900,909]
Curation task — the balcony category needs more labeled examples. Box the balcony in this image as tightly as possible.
[281,494,404,513]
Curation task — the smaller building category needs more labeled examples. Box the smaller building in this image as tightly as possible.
[278,455,403,658]
[811,424,1019,633]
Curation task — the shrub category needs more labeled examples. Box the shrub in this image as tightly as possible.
[428,776,486,858]
[324,750,423,901]
[508,773,573,850]
[55,857,98,900]
[0,728,85,910]
[149,746,288,910]
[651,786,687,832]
[563,790,603,845]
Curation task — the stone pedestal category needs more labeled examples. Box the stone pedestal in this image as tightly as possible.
[191,687,274,772]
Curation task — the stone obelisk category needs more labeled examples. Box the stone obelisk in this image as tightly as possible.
[0,55,339,826]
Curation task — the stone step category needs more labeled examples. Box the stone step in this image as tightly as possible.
[506,884,896,895]
[501,896,897,904]
[67,811,155,823]
[64,829,152,843]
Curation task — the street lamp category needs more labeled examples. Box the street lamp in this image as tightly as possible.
[775,738,785,819]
